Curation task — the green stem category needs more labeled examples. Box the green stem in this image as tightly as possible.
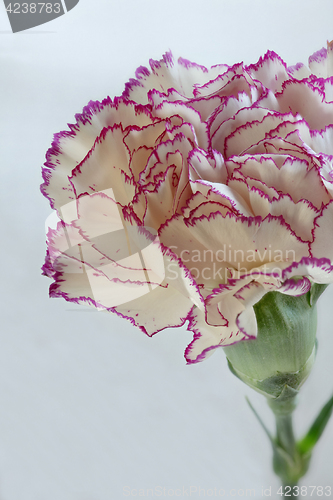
[268,395,304,492]
[275,412,296,458]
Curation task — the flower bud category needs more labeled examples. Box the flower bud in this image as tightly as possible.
[223,285,328,400]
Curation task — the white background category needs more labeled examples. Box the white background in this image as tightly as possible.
[1,1,333,499]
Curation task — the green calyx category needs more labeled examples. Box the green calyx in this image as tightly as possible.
[225,283,332,489]
[223,284,328,400]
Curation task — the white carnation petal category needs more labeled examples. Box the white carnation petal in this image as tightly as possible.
[309,125,333,155]
[188,149,227,184]
[277,80,333,130]
[287,63,311,80]
[186,280,267,363]
[225,112,298,158]
[185,308,247,364]
[309,43,333,78]
[159,215,229,291]
[42,100,153,212]
[282,257,333,285]
[123,53,229,104]
[248,50,290,93]
[278,277,311,296]
[270,196,318,242]
[311,201,333,262]
[69,127,135,207]
[211,106,270,155]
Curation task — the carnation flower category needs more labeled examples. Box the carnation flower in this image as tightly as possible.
[42,42,333,364]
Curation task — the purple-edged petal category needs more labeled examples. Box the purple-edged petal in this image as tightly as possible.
[228,154,330,209]
[278,277,311,296]
[287,62,311,80]
[185,211,308,279]
[185,307,248,364]
[309,125,333,155]
[309,42,333,78]
[262,195,317,242]
[154,101,210,150]
[276,80,333,130]
[311,201,333,263]
[123,52,229,104]
[42,99,154,212]
[247,50,290,93]
[188,148,227,184]
[186,280,267,363]
[224,112,299,158]
[111,244,205,336]
[69,126,135,207]
[159,214,230,293]
[211,103,270,155]
[282,256,333,285]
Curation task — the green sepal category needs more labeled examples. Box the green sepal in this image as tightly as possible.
[246,397,275,444]
[224,289,319,398]
[226,344,316,400]
[308,283,328,307]
[298,393,333,455]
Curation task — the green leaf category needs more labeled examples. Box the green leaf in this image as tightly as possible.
[246,398,294,468]
[246,397,274,444]
[298,393,333,455]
